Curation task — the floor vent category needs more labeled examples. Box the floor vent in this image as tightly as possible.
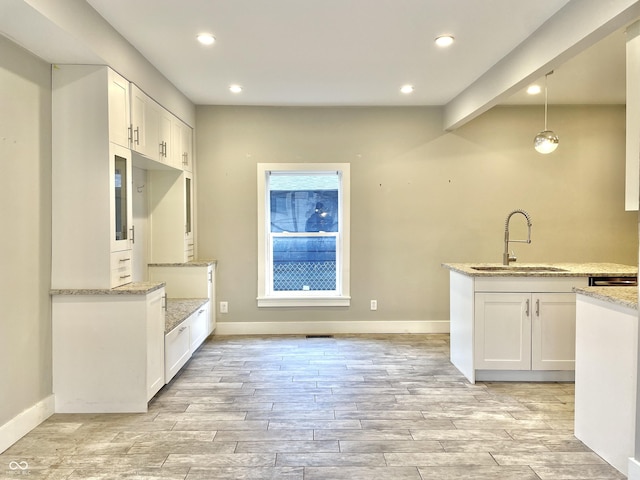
[306,335,334,339]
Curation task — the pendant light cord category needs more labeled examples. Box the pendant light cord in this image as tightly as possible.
[543,70,554,131]
[544,74,548,130]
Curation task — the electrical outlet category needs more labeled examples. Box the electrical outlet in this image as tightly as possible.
[220,301,228,314]
[370,300,377,311]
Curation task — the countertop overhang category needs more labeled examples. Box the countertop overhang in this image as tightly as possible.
[442,262,637,278]
[574,286,638,310]
[51,281,166,296]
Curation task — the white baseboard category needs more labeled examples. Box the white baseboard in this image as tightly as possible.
[0,395,54,453]
[215,320,449,335]
[629,457,640,480]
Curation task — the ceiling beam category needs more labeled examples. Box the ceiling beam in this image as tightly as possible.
[443,0,640,131]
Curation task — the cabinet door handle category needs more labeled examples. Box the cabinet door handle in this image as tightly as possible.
[119,257,131,263]
[178,326,187,333]
[119,274,131,279]
[134,126,140,145]
[162,294,167,310]
[525,298,530,316]
[535,298,540,317]
[128,125,133,144]
[129,225,135,244]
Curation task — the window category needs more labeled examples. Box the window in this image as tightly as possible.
[257,163,350,307]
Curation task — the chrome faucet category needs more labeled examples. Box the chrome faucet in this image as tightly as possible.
[503,209,532,265]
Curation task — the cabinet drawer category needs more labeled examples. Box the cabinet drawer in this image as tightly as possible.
[190,303,209,354]
[110,251,133,288]
[165,320,190,383]
[185,241,194,261]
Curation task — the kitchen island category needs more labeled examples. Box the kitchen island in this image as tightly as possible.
[574,285,638,476]
[442,263,637,383]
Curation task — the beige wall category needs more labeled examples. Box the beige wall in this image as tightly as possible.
[196,105,637,327]
[0,36,52,425]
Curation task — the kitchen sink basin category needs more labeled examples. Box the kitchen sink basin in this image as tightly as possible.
[471,266,568,272]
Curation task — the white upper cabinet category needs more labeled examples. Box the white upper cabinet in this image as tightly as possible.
[626,21,640,211]
[158,107,173,163]
[131,84,161,161]
[108,69,131,148]
[172,116,194,171]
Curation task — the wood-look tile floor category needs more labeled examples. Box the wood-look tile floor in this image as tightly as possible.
[0,334,627,479]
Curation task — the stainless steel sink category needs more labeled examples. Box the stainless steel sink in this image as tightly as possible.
[471,266,568,272]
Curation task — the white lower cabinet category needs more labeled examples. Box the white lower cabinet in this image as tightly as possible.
[164,300,211,383]
[52,285,165,413]
[165,320,191,382]
[189,303,210,354]
[146,289,166,399]
[449,272,587,383]
[474,292,576,371]
[474,292,532,370]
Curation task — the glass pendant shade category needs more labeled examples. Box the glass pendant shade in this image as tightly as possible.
[534,130,559,154]
[534,72,558,154]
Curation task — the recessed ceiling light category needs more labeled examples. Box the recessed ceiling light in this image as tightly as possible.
[400,85,414,94]
[197,33,215,46]
[435,35,454,47]
[527,84,542,95]
[229,84,243,93]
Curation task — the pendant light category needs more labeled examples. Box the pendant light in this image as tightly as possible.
[533,71,559,154]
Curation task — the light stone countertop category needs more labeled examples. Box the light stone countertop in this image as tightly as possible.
[574,286,638,311]
[148,259,217,267]
[165,298,209,333]
[442,262,637,278]
[51,281,165,296]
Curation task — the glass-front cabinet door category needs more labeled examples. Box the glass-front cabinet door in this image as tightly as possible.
[110,142,133,253]
[184,172,194,260]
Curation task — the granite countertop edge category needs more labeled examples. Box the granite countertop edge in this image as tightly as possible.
[442,262,638,278]
[51,281,166,296]
[148,259,217,267]
[574,286,638,311]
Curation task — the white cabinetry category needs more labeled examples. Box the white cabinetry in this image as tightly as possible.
[449,272,587,383]
[52,285,166,413]
[189,303,210,353]
[185,172,194,260]
[146,288,166,398]
[165,319,191,381]
[172,116,194,171]
[474,292,531,370]
[626,21,640,211]
[474,291,576,372]
[108,70,131,148]
[158,107,173,163]
[130,84,177,166]
[53,65,135,289]
[130,84,160,160]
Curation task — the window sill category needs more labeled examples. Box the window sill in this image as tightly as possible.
[257,296,351,307]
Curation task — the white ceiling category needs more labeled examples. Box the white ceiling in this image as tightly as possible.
[80,0,625,107]
[0,0,630,108]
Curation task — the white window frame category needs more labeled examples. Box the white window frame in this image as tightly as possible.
[257,163,350,307]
